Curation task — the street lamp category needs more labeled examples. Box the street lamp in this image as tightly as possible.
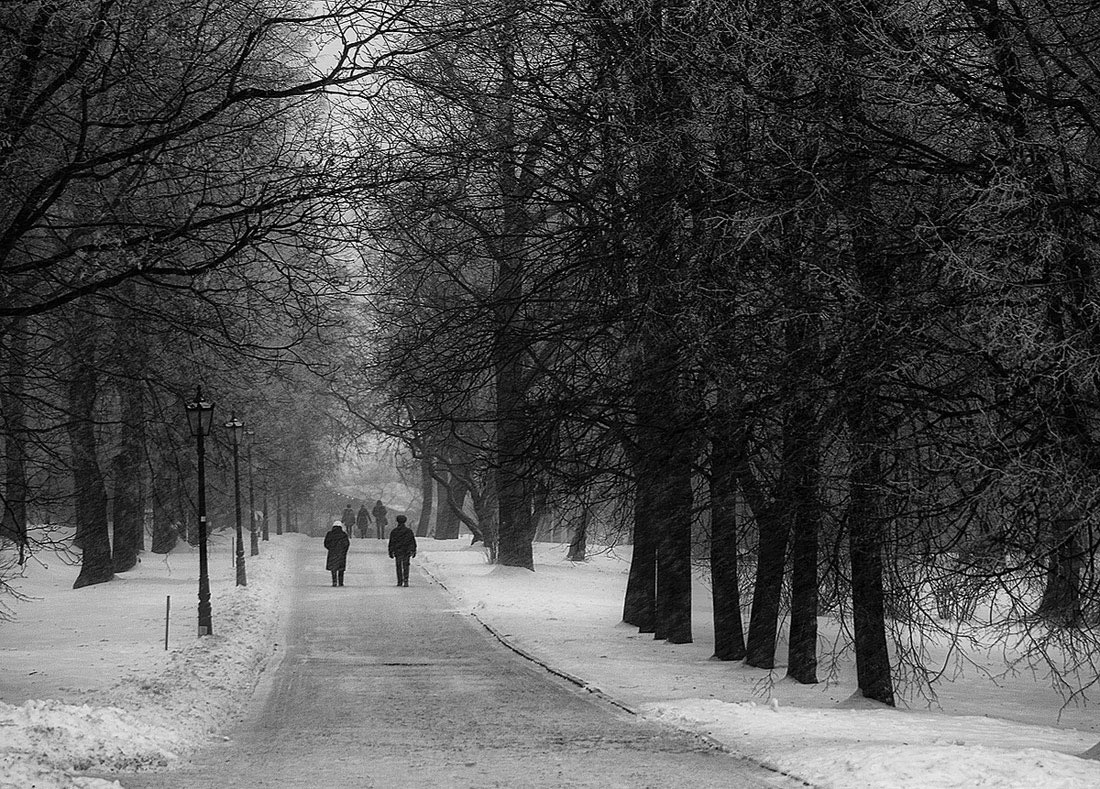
[245,428,258,556]
[224,413,247,587]
[184,388,215,636]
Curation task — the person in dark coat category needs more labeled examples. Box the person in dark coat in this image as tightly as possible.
[387,515,417,587]
[371,499,388,539]
[341,504,355,536]
[355,503,370,539]
[324,520,350,586]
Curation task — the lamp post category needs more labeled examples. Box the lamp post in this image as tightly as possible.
[245,428,258,556]
[184,388,215,636]
[224,413,247,587]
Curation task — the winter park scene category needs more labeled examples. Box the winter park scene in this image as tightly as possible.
[5,2,1100,788]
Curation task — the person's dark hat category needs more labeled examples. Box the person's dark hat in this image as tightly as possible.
[396,515,407,523]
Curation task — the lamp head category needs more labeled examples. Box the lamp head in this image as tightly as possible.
[184,387,215,437]
[223,412,244,443]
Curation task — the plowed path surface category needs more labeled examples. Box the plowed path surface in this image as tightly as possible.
[116,540,784,788]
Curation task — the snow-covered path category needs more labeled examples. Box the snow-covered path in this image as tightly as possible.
[112,539,787,788]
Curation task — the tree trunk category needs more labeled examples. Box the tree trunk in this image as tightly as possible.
[491,4,536,571]
[464,489,489,547]
[261,484,269,541]
[67,315,114,589]
[495,460,532,568]
[627,0,697,642]
[434,470,469,540]
[150,487,179,554]
[566,502,589,561]
[743,400,801,669]
[786,413,820,684]
[416,454,433,538]
[743,499,789,668]
[847,396,895,706]
[830,0,898,710]
[111,450,141,571]
[1037,519,1084,626]
[1,322,29,563]
[654,452,693,644]
[709,415,745,660]
[784,303,821,684]
[471,472,497,559]
[149,452,180,553]
[532,484,553,541]
[623,475,656,632]
[843,231,895,705]
[111,377,145,572]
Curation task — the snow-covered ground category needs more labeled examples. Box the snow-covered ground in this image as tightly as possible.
[1,533,1099,788]
[0,530,294,789]
[419,544,1100,788]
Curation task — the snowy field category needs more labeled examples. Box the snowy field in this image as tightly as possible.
[1,533,1099,788]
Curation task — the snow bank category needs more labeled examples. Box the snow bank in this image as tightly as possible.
[0,533,298,789]
[419,541,1100,789]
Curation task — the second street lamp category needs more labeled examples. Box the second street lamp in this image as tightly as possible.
[184,388,215,636]
[225,413,247,587]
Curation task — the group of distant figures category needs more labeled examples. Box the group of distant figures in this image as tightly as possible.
[341,499,391,540]
[323,500,417,588]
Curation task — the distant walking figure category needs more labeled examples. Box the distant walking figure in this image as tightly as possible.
[371,499,388,539]
[341,504,355,537]
[387,515,417,587]
[355,503,370,539]
[324,521,350,587]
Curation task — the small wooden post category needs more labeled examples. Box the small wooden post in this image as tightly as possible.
[165,595,171,650]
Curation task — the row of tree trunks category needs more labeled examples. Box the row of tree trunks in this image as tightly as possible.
[969,5,1091,627]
